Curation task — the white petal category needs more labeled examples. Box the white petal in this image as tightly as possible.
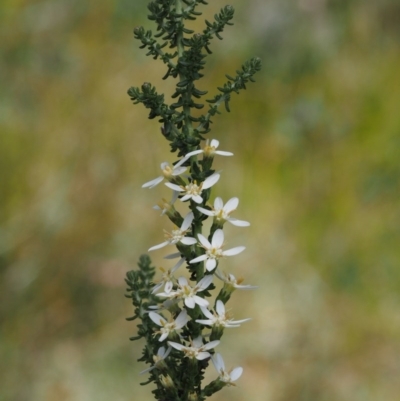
[164,281,173,293]
[230,367,243,381]
[180,194,192,202]
[149,312,165,326]
[197,233,212,249]
[168,341,184,351]
[223,246,245,256]
[189,254,207,264]
[175,309,189,328]
[214,197,223,210]
[203,340,220,350]
[171,257,184,273]
[195,319,213,326]
[215,300,225,316]
[180,237,197,246]
[202,173,220,190]
[160,162,169,170]
[148,241,169,251]
[227,218,250,227]
[197,274,213,290]
[223,197,239,212]
[211,229,224,248]
[159,332,168,342]
[139,366,155,375]
[171,166,186,176]
[165,182,183,191]
[192,195,203,204]
[196,206,215,217]
[205,258,217,271]
[183,149,204,159]
[230,318,252,325]
[210,139,220,148]
[192,336,203,347]
[184,297,196,309]
[215,150,234,156]
[164,252,181,259]
[151,282,163,294]
[212,353,225,372]
[235,284,258,290]
[178,277,188,287]
[174,158,188,168]
[193,296,209,307]
[181,212,194,231]
[196,352,211,360]
[199,305,214,319]
[142,176,164,188]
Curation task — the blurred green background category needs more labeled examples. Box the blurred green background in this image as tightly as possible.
[1,0,400,400]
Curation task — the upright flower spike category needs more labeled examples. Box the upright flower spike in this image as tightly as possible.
[126,2,261,400]
[190,229,245,271]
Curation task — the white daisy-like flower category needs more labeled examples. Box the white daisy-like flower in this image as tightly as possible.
[196,300,251,328]
[151,258,185,294]
[215,270,258,290]
[168,336,220,360]
[197,197,250,227]
[142,160,187,189]
[140,346,172,375]
[157,275,213,309]
[165,173,220,204]
[212,353,243,385]
[148,212,197,251]
[183,139,233,159]
[149,309,190,342]
[189,229,245,271]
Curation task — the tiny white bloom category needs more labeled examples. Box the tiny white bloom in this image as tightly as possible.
[212,353,243,385]
[168,336,220,360]
[197,197,250,227]
[183,139,233,159]
[190,229,245,271]
[151,258,185,294]
[139,346,172,375]
[165,173,220,204]
[196,300,251,328]
[157,275,213,309]
[142,160,187,189]
[148,212,197,251]
[153,191,179,215]
[149,309,190,342]
[215,270,258,290]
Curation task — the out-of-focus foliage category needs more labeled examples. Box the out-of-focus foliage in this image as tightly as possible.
[1,1,399,401]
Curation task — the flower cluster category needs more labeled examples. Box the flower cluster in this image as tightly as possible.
[137,139,256,398]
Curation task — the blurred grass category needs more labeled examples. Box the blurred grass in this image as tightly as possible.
[1,0,400,400]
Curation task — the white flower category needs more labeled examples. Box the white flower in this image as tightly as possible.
[149,309,190,342]
[215,270,258,290]
[212,353,243,385]
[183,139,233,159]
[153,191,179,216]
[157,275,213,309]
[190,229,245,271]
[165,173,220,204]
[151,258,185,294]
[196,300,251,328]
[197,197,250,227]
[142,160,187,189]
[140,346,172,375]
[148,212,197,251]
[168,336,220,360]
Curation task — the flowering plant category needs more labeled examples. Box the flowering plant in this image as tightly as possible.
[125,1,260,400]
